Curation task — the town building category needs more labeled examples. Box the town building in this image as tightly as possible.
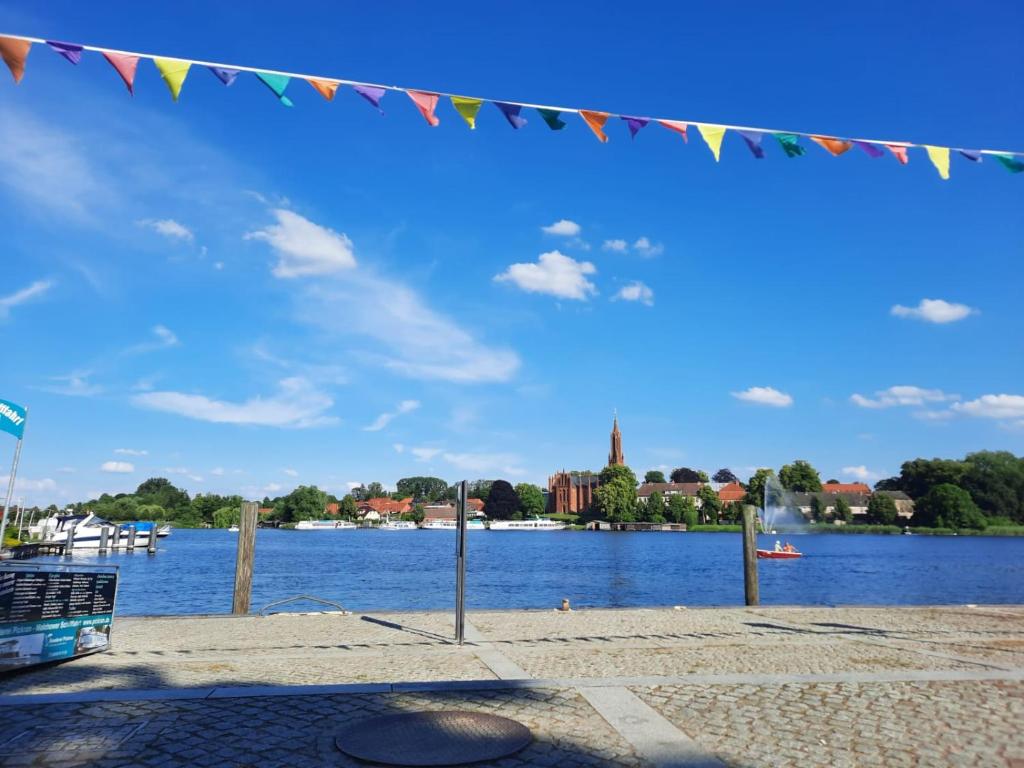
[821,482,872,495]
[547,414,624,515]
[717,482,746,506]
[636,482,703,504]
[609,413,625,466]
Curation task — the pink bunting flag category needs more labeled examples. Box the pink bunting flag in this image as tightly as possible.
[407,90,440,126]
[885,145,909,165]
[0,36,31,83]
[657,120,688,142]
[103,51,140,94]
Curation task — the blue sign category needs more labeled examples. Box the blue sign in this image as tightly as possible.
[0,398,26,440]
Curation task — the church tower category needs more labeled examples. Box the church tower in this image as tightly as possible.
[608,412,625,466]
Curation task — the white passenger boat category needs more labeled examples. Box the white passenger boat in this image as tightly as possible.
[31,513,154,549]
[488,517,567,531]
[295,519,357,530]
[420,519,486,531]
[380,520,418,530]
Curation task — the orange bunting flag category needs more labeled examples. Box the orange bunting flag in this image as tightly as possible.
[0,36,31,83]
[658,119,688,142]
[924,145,950,180]
[579,110,611,142]
[308,78,340,101]
[811,136,853,156]
[103,51,140,94]
[886,145,909,165]
[407,90,441,126]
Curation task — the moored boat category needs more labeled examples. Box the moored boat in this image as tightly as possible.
[31,513,155,549]
[488,517,566,531]
[756,549,802,559]
[380,520,417,530]
[420,519,486,531]
[295,520,357,530]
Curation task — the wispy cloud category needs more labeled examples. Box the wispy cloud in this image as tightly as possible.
[124,325,180,355]
[494,250,597,300]
[283,468,299,477]
[732,386,794,408]
[132,376,337,428]
[891,299,977,324]
[541,219,581,237]
[246,209,357,277]
[101,461,134,474]
[441,451,526,477]
[952,394,1024,421]
[602,239,628,252]
[39,370,103,397]
[114,448,148,456]
[614,281,654,306]
[411,447,443,462]
[850,386,958,409]
[601,236,664,257]
[841,465,879,481]
[0,279,53,319]
[139,218,194,242]
[363,400,421,432]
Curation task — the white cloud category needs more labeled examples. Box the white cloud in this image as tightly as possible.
[731,386,794,408]
[913,410,956,422]
[101,461,134,473]
[213,261,225,270]
[850,386,958,409]
[363,399,421,432]
[541,219,581,237]
[614,281,654,306]
[841,465,878,480]
[393,443,405,453]
[263,482,283,493]
[345,481,362,491]
[132,376,336,428]
[210,467,225,476]
[114,448,148,456]
[891,299,977,324]
[952,394,1024,421]
[140,218,194,242]
[602,239,628,252]
[494,250,597,300]
[411,447,442,462]
[124,325,180,356]
[0,280,53,319]
[1,475,58,494]
[633,237,664,257]
[246,209,357,278]
[39,370,103,397]
[442,452,526,477]
[283,468,299,477]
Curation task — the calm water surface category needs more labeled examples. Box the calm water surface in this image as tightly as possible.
[38,529,1024,615]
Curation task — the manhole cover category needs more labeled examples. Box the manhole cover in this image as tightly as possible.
[336,710,532,766]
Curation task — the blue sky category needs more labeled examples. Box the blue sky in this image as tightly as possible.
[0,1,1022,505]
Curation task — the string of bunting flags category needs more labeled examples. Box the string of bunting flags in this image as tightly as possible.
[1,32,1021,180]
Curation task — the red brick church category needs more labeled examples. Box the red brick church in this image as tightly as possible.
[547,414,625,514]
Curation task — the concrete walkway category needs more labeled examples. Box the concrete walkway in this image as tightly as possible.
[0,605,1022,767]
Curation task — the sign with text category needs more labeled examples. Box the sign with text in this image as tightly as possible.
[0,563,118,670]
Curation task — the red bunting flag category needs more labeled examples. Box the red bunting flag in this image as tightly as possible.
[0,36,31,83]
[658,119,688,142]
[407,90,440,126]
[886,145,909,165]
[308,78,340,101]
[811,136,853,156]
[103,51,140,94]
[580,110,610,143]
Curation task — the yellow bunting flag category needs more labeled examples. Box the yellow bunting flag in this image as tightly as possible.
[579,110,610,142]
[811,136,853,156]
[924,145,950,180]
[696,124,726,161]
[450,96,483,129]
[153,57,191,101]
[307,78,340,100]
[0,36,31,83]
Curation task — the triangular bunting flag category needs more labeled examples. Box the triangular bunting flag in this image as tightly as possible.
[773,133,805,157]
[621,116,649,139]
[451,96,483,129]
[696,124,726,161]
[154,57,191,102]
[924,145,950,179]
[993,154,1023,173]
[658,120,688,142]
[811,136,853,156]
[886,145,909,165]
[854,140,885,158]
[536,108,565,130]
[407,90,440,126]
[307,78,340,101]
[353,85,385,113]
[102,51,139,94]
[255,72,293,107]
[0,36,31,83]
[580,110,610,142]
[495,102,527,129]
[46,40,82,65]
[737,129,765,159]
[958,150,982,162]
[209,66,239,85]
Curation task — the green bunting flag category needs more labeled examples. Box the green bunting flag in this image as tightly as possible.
[774,133,805,157]
[255,71,293,107]
[537,108,566,130]
[994,154,1024,173]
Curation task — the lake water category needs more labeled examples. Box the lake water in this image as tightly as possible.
[36,528,1024,615]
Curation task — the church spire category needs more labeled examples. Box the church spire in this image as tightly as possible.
[608,411,625,466]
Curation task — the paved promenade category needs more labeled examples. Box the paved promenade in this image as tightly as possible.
[0,605,1022,767]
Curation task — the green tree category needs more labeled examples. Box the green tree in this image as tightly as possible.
[745,469,775,508]
[670,467,702,483]
[645,491,665,522]
[644,470,666,484]
[212,506,240,528]
[339,495,358,520]
[468,480,493,502]
[276,485,329,523]
[396,476,449,502]
[713,468,739,484]
[809,494,827,522]
[484,480,520,520]
[135,478,191,517]
[365,482,387,499]
[515,483,545,518]
[913,484,986,529]
[897,458,967,500]
[108,496,139,522]
[682,496,699,529]
[593,465,638,523]
[135,503,166,522]
[402,503,426,523]
[874,477,902,492]
[191,494,243,526]
[698,485,722,524]
[834,495,853,523]
[960,450,1024,523]
[667,494,687,524]
[779,460,823,492]
[866,493,898,525]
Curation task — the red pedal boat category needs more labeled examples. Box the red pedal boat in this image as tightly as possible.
[757,549,802,559]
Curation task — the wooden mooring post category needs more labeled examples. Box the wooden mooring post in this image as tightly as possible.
[126,525,136,552]
[98,526,109,555]
[147,522,157,554]
[111,523,120,550]
[742,505,759,606]
[232,501,259,615]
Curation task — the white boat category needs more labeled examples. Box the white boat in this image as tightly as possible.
[420,519,487,531]
[156,524,172,538]
[488,516,567,531]
[31,513,154,549]
[295,520,357,530]
[380,520,418,530]
[228,525,239,532]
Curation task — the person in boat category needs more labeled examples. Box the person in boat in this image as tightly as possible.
[783,542,796,553]
[774,540,783,552]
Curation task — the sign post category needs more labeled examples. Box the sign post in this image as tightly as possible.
[454,480,468,645]
[0,399,28,550]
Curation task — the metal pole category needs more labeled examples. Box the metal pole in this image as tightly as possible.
[454,479,468,645]
[232,501,259,614]
[742,505,760,606]
[147,522,157,554]
[0,420,26,548]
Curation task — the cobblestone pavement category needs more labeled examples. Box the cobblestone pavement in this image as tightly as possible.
[0,605,1022,767]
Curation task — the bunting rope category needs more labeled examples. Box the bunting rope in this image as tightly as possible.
[1,32,1021,180]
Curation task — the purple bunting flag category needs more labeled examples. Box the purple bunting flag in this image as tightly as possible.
[737,129,766,159]
[958,149,983,162]
[854,140,885,158]
[620,115,649,139]
[353,85,386,113]
[494,101,527,129]
[209,66,240,86]
[46,40,83,65]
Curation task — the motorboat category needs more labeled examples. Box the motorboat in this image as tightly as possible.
[31,513,154,549]
[420,519,486,531]
[295,520,357,530]
[228,525,239,532]
[380,520,418,530]
[756,549,802,559]
[156,524,172,538]
[488,517,567,531]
